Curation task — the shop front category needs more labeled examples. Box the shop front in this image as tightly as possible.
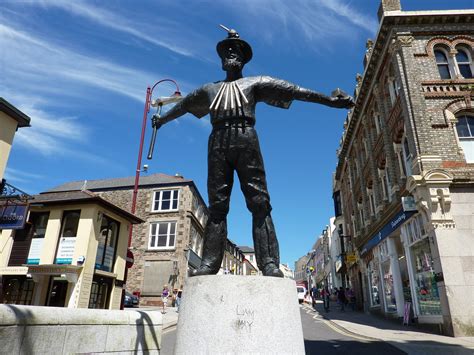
[401,213,442,324]
[361,209,415,317]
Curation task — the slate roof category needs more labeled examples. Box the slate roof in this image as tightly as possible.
[47,173,192,192]
[30,190,143,224]
[0,98,31,127]
[238,246,255,253]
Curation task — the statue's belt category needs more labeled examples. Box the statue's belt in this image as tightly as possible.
[211,117,255,130]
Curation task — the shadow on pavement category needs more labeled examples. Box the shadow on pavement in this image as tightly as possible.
[304,338,406,355]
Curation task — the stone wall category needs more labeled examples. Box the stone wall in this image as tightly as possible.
[96,183,207,306]
[436,187,474,336]
[0,304,162,354]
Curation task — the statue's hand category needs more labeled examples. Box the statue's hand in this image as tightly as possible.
[331,88,355,109]
[151,113,163,129]
[336,95,355,109]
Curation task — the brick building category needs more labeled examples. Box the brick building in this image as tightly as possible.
[333,0,474,336]
[48,173,208,305]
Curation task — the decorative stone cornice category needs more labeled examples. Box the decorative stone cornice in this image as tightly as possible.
[406,169,455,229]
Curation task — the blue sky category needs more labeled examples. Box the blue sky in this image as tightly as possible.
[3,0,473,268]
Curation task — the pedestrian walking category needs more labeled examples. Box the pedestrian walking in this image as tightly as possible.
[322,287,330,313]
[347,287,356,310]
[337,287,346,311]
[161,285,169,314]
[310,285,318,310]
[176,286,183,313]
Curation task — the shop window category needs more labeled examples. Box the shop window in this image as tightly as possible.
[2,276,34,305]
[55,210,80,265]
[88,276,112,309]
[149,221,176,249]
[455,47,473,79]
[368,261,381,307]
[411,239,441,315]
[95,215,120,272]
[456,114,474,162]
[434,48,453,79]
[152,189,179,212]
[382,261,397,312]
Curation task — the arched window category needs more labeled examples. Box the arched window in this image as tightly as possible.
[455,47,473,79]
[456,114,474,139]
[456,114,474,162]
[434,49,452,79]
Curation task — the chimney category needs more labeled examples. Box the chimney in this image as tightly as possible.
[377,0,401,22]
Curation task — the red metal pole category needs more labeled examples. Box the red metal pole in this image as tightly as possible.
[121,87,151,310]
[129,86,151,246]
[122,79,180,309]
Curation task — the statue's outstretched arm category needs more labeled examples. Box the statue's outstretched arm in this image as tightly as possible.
[256,76,354,110]
[152,101,188,129]
[152,87,209,129]
[294,86,354,109]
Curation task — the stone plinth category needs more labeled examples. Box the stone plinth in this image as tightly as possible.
[175,275,305,355]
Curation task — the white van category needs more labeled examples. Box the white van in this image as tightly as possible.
[297,286,307,304]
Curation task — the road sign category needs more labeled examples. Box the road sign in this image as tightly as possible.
[126,249,134,268]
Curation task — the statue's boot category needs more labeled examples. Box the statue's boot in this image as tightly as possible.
[189,217,226,277]
[253,214,284,278]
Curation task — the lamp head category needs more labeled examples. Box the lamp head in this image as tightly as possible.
[151,91,183,107]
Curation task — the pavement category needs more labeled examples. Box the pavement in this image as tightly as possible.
[139,301,474,354]
[306,300,474,354]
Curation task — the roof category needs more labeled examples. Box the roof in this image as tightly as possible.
[29,190,143,224]
[47,173,193,192]
[0,98,31,127]
[238,246,255,253]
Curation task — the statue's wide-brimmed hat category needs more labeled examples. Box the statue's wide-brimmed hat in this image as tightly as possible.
[216,26,252,64]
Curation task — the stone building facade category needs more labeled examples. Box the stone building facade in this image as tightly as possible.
[333,0,474,336]
[48,173,208,306]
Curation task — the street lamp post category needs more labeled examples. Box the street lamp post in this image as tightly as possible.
[120,79,181,309]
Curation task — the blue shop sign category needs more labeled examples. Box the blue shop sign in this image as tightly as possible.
[361,209,416,256]
[0,204,28,229]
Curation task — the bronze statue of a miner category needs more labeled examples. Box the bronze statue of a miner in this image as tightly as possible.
[151,26,354,277]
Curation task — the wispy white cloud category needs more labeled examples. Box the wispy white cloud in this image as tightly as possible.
[319,0,378,33]
[4,167,45,184]
[219,0,376,47]
[6,0,210,60]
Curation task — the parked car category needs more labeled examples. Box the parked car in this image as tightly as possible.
[124,291,139,307]
[297,286,307,304]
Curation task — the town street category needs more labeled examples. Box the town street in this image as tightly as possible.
[160,305,404,355]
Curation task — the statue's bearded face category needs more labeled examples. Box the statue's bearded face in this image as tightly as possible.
[221,45,245,72]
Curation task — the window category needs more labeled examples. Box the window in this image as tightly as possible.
[367,187,376,216]
[149,221,177,249]
[455,47,473,79]
[357,202,365,228]
[95,215,120,272]
[456,114,474,162]
[152,190,179,212]
[387,77,401,105]
[55,210,80,264]
[60,210,80,238]
[434,49,452,79]
[402,137,413,176]
[27,212,50,265]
